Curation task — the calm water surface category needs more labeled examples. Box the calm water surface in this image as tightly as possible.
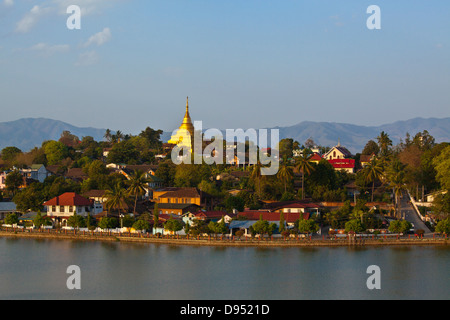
[0,238,448,300]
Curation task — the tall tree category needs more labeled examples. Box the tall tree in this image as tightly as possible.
[386,159,406,218]
[432,145,450,191]
[126,170,150,215]
[105,183,129,217]
[250,160,265,198]
[362,140,380,156]
[139,127,163,150]
[1,146,22,164]
[104,129,113,143]
[377,131,393,157]
[295,152,315,200]
[43,140,68,165]
[278,138,294,159]
[363,159,384,202]
[277,157,294,193]
[5,170,24,197]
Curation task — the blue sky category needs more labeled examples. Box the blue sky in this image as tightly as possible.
[1,0,449,135]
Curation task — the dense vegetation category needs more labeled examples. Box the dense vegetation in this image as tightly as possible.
[1,127,449,235]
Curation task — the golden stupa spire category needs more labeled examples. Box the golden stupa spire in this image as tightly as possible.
[180,96,194,135]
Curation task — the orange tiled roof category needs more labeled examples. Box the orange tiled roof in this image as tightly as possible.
[44,192,92,206]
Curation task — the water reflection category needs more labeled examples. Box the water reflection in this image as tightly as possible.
[0,238,448,300]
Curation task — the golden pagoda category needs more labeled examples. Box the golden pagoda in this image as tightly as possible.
[168,97,195,151]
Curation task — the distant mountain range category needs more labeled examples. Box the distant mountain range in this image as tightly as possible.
[0,117,449,154]
[0,118,106,152]
[272,117,450,154]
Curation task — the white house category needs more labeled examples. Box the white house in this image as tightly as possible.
[43,192,95,225]
[21,164,51,183]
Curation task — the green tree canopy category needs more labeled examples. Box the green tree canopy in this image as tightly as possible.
[433,145,450,191]
[224,195,245,213]
[435,217,450,235]
[251,216,277,237]
[164,218,183,234]
[1,146,22,163]
[13,182,45,212]
[5,170,24,196]
[98,217,118,229]
[5,213,19,225]
[133,219,150,231]
[345,219,365,233]
[297,219,319,235]
[362,140,380,156]
[139,127,163,149]
[43,140,69,165]
[67,214,86,229]
[208,219,228,237]
[388,220,412,234]
[277,138,294,159]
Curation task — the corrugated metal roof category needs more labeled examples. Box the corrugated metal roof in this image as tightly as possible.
[229,220,280,229]
[0,202,17,212]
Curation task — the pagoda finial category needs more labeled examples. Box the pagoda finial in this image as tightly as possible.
[186,96,189,111]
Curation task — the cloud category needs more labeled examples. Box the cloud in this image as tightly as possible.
[83,28,112,47]
[330,15,344,27]
[14,1,123,33]
[52,0,124,16]
[75,51,99,66]
[3,0,14,7]
[29,43,70,56]
[15,5,52,33]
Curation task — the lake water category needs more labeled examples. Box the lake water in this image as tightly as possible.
[0,237,448,300]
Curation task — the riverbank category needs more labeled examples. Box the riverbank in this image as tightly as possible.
[1,230,448,247]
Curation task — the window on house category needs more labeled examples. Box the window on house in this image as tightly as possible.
[60,206,64,212]
[52,206,56,212]
[69,206,73,213]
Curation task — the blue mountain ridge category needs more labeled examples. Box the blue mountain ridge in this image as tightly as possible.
[0,117,449,154]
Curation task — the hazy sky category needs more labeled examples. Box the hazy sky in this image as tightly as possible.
[1,0,449,135]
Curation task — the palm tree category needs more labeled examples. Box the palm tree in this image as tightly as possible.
[127,170,151,215]
[112,130,124,144]
[277,157,294,193]
[386,159,406,218]
[363,159,384,202]
[324,211,339,229]
[250,160,265,197]
[105,183,129,217]
[104,129,112,143]
[377,131,392,157]
[295,152,315,200]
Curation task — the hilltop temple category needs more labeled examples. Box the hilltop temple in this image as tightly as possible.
[168,97,195,152]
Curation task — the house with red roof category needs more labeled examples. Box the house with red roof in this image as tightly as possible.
[327,159,356,174]
[193,210,228,222]
[308,153,323,164]
[323,141,355,173]
[44,192,96,225]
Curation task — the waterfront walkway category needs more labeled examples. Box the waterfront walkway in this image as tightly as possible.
[1,227,447,247]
